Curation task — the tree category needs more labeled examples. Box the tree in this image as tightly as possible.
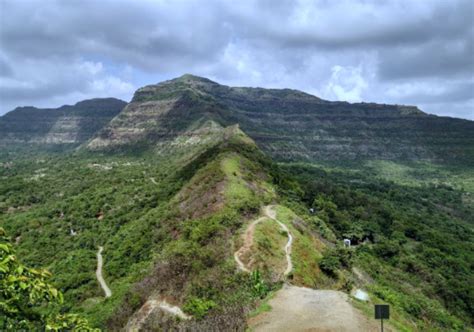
[0,228,96,331]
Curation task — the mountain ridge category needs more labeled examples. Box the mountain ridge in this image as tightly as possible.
[1,75,473,165]
[87,74,474,165]
[0,98,126,148]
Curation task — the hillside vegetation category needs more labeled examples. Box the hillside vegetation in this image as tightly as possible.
[1,75,473,331]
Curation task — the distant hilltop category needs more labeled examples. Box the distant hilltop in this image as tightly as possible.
[1,74,473,165]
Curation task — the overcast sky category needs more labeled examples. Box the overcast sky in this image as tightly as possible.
[0,0,473,119]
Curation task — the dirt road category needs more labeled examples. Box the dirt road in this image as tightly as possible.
[96,246,112,298]
[249,284,382,332]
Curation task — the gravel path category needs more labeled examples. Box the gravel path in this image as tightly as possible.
[96,246,112,298]
[249,285,382,332]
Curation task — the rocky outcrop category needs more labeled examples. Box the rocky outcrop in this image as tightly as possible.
[86,75,474,165]
[2,75,473,165]
[0,98,126,148]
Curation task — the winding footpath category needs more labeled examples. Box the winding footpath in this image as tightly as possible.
[96,246,112,298]
[265,206,293,276]
[234,216,266,272]
[234,205,293,276]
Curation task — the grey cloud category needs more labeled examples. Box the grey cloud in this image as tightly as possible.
[0,0,473,119]
[0,0,231,69]
[391,81,474,105]
[378,38,474,80]
[0,58,13,77]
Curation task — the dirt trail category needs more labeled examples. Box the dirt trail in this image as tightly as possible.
[126,298,190,331]
[234,216,266,272]
[249,284,383,332]
[234,205,293,276]
[264,205,293,276]
[96,246,112,298]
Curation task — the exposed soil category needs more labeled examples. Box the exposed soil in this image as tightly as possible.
[234,216,267,272]
[248,284,385,332]
[125,297,190,331]
[96,246,112,298]
[264,205,293,276]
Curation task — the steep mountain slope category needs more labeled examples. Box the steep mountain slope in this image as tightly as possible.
[0,98,126,148]
[87,74,474,165]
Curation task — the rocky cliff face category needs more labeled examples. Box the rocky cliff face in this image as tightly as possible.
[87,75,474,165]
[0,98,126,147]
[2,75,472,164]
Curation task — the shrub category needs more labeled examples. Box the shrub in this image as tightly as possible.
[319,247,353,277]
[319,254,340,276]
[249,270,270,299]
[374,240,401,259]
[183,297,216,319]
[0,228,96,331]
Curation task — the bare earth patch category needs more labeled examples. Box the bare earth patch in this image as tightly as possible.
[248,284,385,332]
[125,297,190,331]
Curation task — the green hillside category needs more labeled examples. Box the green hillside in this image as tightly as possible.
[1,76,473,331]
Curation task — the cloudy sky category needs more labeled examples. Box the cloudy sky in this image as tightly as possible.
[0,0,473,119]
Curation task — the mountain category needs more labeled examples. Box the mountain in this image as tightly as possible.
[2,75,473,165]
[87,74,474,165]
[1,75,473,331]
[0,98,126,148]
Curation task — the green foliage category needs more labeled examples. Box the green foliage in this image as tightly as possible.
[249,270,270,299]
[373,240,401,259]
[2,113,472,331]
[282,162,474,329]
[183,297,216,319]
[319,247,353,277]
[319,254,339,276]
[0,228,95,331]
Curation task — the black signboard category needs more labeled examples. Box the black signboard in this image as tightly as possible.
[375,304,390,331]
[375,304,390,319]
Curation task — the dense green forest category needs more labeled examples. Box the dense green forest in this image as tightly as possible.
[0,134,281,330]
[1,140,473,330]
